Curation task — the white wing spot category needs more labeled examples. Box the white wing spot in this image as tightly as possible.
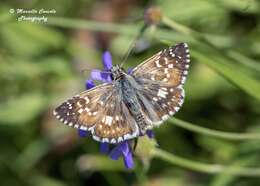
[164,57,168,64]
[168,64,173,68]
[158,89,168,98]
[118,137,123,142]
[93,135,100,141]
[105,116,113,126]
[102,138,109,143]
[78,108,84,113]
[170,52,175,57]
[162,115,169,121]
[181,76,186,84]
[153,97,158,101]
[80,126,87,130]
[155,60,162,67]
[74,124,79,128]
[161,87,167,91]
[169,111,174,115]
[84,97,89,103]
[163,78,168,82]
[124,134,132,140]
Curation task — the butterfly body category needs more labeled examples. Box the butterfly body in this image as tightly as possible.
[54,43,190,143]
[118,73,151,133]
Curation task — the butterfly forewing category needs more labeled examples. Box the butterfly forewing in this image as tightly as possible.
[132,43,190,125]
[132,43,190,86]
[54,83,113,130]
[54,83,139,143]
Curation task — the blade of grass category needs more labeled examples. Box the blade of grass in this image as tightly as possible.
[153,148,260,177]
[192,50,260,100]
[169,118,260,140]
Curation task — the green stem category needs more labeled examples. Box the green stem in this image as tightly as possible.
[170,118,260,140]
[153,148,260,177]
[162,16,194,36]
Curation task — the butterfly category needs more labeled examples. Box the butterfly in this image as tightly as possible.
[53,43,190,144]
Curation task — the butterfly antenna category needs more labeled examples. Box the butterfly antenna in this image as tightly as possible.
[120,25,147,68]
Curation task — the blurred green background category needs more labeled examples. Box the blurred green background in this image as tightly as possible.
[1,0,260,186]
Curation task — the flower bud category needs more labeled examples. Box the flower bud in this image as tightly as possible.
[144,6,162,26]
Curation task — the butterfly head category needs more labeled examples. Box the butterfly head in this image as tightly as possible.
[111,65,126,80]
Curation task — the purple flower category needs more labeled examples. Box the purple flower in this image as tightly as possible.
[110,141,133,169]
[78,51,154,169]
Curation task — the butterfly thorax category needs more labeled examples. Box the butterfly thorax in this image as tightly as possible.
[111,65,126,80]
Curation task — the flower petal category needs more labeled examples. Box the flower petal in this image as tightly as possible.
[109,145,123,160]
[120,141,130,157]
[90,69,104,81]
[100,142,110,154]
[101,71,112,82]
[102,51,113,70]
[146,130,154,138]
[78,129,90,137]
[123,151,134,169]
[85,79,96,90]
[127,68,133,74]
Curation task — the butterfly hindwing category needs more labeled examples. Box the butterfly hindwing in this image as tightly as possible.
[91,86,140,143]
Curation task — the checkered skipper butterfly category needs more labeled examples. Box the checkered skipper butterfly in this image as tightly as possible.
[54,43,190,143]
